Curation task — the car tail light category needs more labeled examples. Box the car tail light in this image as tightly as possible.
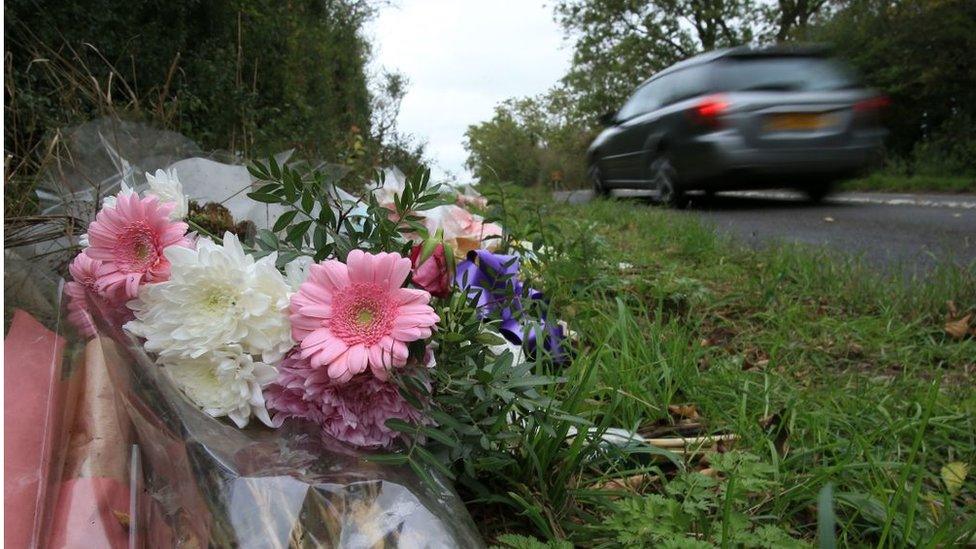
[690,95,729,126]
[854,95,890,112]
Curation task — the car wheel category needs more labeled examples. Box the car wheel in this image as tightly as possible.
[803,182,835,203]
[590,164,610,198]
[650,156,688,209]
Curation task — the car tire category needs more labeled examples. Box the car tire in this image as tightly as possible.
[590,164,610,198]
[803,182,835,203]
[651,156,688,209]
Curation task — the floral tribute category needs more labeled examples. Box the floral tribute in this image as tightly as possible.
[67,161,570,460]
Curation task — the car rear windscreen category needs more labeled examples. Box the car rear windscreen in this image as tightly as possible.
[712,56,859,92]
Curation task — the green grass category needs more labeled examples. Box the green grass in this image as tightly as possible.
[483,188,976,547]
[840,173,976,194]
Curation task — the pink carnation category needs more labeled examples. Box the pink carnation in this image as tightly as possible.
[84,192,190,300]
[65,253,133,337]
[265,351,429,448]
[289,250,439,383]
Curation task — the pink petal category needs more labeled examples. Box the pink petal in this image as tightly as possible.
[312,261,349,292]
[387,255,412,290]
[345,344,369,376]
[345,249,372,284]
[393,288,430,306]
[327,353,355,383]
[366,344,390,369]
[300,305,333,319]
[392,326,424,341]
[369,360,390,381]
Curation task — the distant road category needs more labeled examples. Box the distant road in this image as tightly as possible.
[554,189,976,274]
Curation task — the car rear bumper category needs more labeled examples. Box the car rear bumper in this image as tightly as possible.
[678,130,885,189]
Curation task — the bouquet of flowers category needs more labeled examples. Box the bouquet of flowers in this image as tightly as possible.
[54,159,571,545]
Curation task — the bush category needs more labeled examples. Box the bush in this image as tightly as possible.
[3,0,428,217]
[909,115,976,177]
[464,92,594,188]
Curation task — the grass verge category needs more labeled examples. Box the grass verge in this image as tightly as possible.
[484,187,976,547]
[840,173,976,194]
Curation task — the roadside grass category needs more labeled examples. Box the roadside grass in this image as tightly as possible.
[485,187,976,547]
[840,173,976,194]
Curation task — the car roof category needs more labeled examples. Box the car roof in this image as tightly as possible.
[640,44,832,87]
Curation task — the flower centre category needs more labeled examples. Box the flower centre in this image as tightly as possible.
[329,283,396,346]
[202,287,236,313]
[117,222,160,272]
[355,308,375,326]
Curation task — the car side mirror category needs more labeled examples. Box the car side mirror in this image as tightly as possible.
[598,111,617,126]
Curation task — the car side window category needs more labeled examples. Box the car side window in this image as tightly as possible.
[617,85,648,120]
[665,66,706,105]
[617,78,666,120]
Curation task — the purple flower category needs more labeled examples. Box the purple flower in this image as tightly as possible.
[454,249,567,363]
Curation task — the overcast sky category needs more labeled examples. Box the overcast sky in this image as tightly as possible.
[368,0,572,182]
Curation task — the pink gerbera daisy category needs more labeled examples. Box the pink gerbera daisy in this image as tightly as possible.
[289,250,439,383]
[65,252,133,337]
[84,192,190,300]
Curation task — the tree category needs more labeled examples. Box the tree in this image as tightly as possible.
[812,0,976,169]
[464,91,593,186]
[553,0,759,120]
[4,0,383,174]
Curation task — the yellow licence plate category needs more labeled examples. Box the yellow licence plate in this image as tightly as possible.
[765,113,835,132]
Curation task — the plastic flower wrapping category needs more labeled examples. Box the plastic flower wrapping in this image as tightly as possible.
[4,123,571,548]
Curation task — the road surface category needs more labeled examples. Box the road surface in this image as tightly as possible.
[554,189,976,274]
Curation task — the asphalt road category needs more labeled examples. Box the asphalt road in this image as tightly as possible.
[555,189,976,275]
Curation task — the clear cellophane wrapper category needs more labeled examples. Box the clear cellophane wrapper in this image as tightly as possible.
[94,320,482,547]
[6,274,482,548]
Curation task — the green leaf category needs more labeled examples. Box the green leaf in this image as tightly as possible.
[247,192,281,204]
[282,172,297,201]
[285,220,312,247]
[247,161,270,180]
[254,229,278,251]
[414,445,455,480]
[268,155,281,179]
[817,483,836,549]
[272,210,298,232]
[417,425,460,450]
[365,453,408,465]
[409,458,437,491]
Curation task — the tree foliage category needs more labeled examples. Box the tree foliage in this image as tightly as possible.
[812,0,976,172]
[463,91,593,187]
[554,0,758,121]
[4,0,428,205]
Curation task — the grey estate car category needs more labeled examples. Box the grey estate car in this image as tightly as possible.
[587,46,888,207]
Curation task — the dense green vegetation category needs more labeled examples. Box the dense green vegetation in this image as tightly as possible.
[478,186,975,546]
[840,174,976,194]
[464,0,976,189]
[3,0,426,217]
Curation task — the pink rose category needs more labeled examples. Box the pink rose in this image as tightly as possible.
[410,243,451,298]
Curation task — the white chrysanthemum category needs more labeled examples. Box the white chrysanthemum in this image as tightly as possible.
[101,181,136,210]
[164,345,276,428]
[125,232,293,363]
[145,168,189,220]
[284,255,313,291]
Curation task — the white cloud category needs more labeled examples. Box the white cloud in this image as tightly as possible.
[368,0,572,182]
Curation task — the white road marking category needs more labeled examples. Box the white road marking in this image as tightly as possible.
[727,190,976,209]
[555,189,976,210]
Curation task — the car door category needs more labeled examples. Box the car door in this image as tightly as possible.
[601,81,653,185]
[603,77,669,184]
